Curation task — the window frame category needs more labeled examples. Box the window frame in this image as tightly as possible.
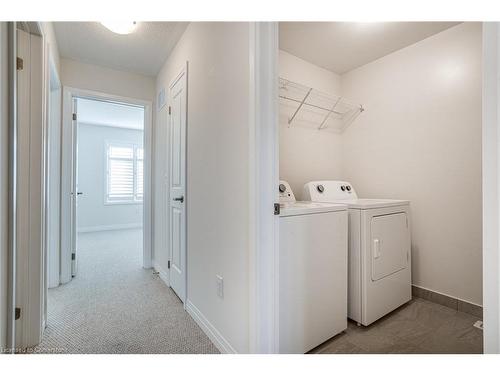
[104,141,144,205]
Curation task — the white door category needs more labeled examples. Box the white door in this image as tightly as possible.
[168,66,187,302]
[370,212,409,281]
[70,98,79,277]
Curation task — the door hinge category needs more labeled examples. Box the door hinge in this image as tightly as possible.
[167,260,171,269]
[16,57,23,71]
[274,203,280,215]
[72,113,77,121]
[15,307,21,320]
[72,253,76,261]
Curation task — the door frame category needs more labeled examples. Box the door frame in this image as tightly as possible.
[70,96,78,277]
[5,21,18,352]
[482,22,500,354]
[13,24,45,349]
[248,22,280,354]
[167,63,188,304]
[60,86,154,283]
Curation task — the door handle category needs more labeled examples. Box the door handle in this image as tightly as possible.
[173,196,184,203]
[373,238,381,259]
[77,192,83,196]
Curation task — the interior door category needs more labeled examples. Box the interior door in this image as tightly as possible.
[70,97,79,277]
[168,66,187,302]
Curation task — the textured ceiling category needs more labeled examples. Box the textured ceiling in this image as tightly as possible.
[279,22,462,74]
[53,22,188,77]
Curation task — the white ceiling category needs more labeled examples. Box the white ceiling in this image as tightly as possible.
[279,22,461,74]
[77,98,144,130]
[53,22,188,77]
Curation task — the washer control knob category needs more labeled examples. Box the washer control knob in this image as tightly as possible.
[346,185,351,192]
[279,183,286,193]
[341,185,346,191]
[317,184,325,193]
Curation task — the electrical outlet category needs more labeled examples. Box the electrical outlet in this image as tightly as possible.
[216,275,224,298]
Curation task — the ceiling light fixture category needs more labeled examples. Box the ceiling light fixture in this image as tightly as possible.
[100,21,138,35]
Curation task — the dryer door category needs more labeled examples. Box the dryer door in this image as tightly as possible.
[371,212,409,281]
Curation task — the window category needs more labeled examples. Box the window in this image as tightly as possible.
[106,143,143,203]
[136,147,144,200]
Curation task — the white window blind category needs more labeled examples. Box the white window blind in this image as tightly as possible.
[136,147,144,200]
[106,143,144,203]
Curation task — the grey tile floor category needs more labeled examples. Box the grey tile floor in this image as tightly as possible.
[310,298,483,354]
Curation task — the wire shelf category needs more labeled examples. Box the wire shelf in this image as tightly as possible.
[279,77,364,133]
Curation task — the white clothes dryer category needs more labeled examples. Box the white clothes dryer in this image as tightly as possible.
[304,180,411,326]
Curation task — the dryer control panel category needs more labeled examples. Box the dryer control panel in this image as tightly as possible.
[303,180,358,202]
[279,180,296,203]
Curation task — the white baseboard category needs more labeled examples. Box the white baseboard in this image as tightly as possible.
[153,260,169,287]
[152,263,235,353]
[78,223,142,233]
[185,299,237,354]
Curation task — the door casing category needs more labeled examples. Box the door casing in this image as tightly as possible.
[248,22,280,353]
[14,25,45,349]
[70,97,78,277]
[5,21,18,352]
[482,21,500,354]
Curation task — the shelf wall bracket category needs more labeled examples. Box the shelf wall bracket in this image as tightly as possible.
[287,88,312,126]
[341,107,363,131]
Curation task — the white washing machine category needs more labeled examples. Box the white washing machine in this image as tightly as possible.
[304,180,411,326]
[278,181,348,353]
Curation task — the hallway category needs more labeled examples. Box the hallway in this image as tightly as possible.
[37,229,218,354]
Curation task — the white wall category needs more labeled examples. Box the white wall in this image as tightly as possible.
[77,123,143,232]
[0,22,9,350]
[43,21,64,289]
[340,23,482,305]
[47,87,62,288]
[154,22,251,353]
[40,22,60,75]
[279,50,343,200]
[61,58,155,102]
[77,98,145,130]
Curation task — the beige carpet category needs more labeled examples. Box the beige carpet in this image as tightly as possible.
[36,229,219,354]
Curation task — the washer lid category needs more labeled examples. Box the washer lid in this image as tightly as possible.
[328,198,409,209]
[279,201,347,217]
